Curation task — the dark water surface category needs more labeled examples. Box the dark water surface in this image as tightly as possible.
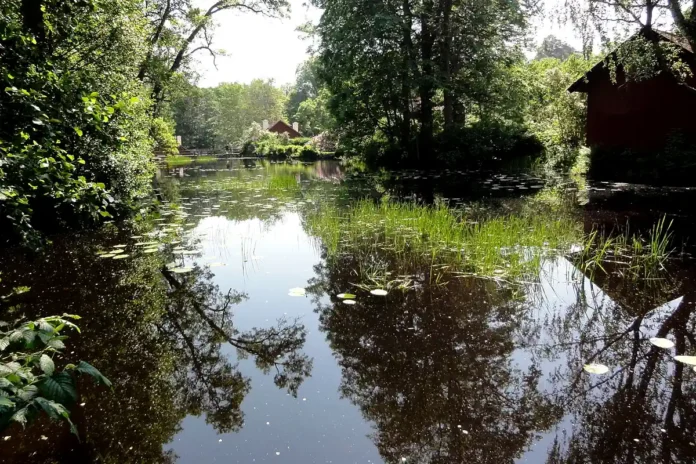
[1,159,696,463]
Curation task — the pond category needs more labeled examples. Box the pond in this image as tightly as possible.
[1,158,696,463]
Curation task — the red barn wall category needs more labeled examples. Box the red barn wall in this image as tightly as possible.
[586,66,696,150]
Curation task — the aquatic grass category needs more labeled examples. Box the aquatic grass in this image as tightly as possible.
[165,155,217,167]
[305,199,582,281]
[577,215,674,278]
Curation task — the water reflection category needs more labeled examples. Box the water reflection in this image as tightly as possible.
[0,234,311,462]
[306,235,696,463]
[538,262,696,463]
[2,159,696,463]
[307,251,561,463]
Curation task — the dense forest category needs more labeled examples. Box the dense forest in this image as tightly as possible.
[2,0,696,247]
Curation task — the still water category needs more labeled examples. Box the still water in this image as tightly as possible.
[1,159,696,463]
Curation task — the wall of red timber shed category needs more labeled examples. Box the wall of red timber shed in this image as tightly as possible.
[585,67,696,150]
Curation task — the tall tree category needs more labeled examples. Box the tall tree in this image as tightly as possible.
[139,0,290,109]
[536,35,578,60]
[312,0,534,162]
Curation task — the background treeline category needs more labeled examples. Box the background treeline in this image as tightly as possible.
[169,58,334,150]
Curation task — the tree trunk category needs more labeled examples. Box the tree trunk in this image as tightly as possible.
[20,0,45,41]
[418,0,436,161]
[440,0,454,131]
[400,0,415,155]
[138,0,171,81]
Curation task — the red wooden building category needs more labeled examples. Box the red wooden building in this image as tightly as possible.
[569,28,696,150]
[266,120,302,139]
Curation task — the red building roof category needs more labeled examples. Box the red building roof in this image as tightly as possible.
[268,121,302,139]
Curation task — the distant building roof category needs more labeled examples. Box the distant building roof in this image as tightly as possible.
[568,27,694,93]
[268,121,302,139]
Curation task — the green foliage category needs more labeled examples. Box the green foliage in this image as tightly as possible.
[313,0,533,164]
[536,35,577,60]
[243,131,333,160]
[171,80,287,149]
[0,0,155,247]
[0,315,111,435]
[151,117,179,156]
[286,60,335,137]
[139,0,290,107]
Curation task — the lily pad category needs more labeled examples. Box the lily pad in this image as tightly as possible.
[169,267,193,274]
[370,289,388,296]
[583,363,609,374]
[288,288,306,297]
[674,355,696,365]
[142,248,159,254]
[337,293,356,299]
[649,337,675,349]
[112,254,130,260]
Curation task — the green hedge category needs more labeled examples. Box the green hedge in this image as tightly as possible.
[245,140,336,161]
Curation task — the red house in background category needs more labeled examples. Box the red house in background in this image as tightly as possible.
[569,28,696,150]
[264,120,302,139]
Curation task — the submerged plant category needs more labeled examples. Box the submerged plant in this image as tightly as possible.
[0,315,112,435]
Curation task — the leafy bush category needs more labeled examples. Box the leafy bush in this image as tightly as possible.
[435,120,543,168]
[244,131,335,160]
[0,0,154,247]
[151,117,179,156]
[0,315,111,434]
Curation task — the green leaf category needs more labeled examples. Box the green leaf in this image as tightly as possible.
[0,396,13,408]
[76,361,112,388]
[34,397,69,421]
[129,96,140,104]
[37,320,53,332]
[38,372,77,405]
[39,354,55,375]
[0,338,9,351]
[10,407,28,427]
[74,127,83,137]
[47,339,66,350]
[17,384,37,401]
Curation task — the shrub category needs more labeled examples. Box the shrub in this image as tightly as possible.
[0,0,154,248]
[0,315,111,435]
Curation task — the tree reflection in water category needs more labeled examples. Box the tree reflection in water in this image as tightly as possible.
[0,236,311,463]
[307,253,561,464]
[539,263,696,463]
[307,247,696,464]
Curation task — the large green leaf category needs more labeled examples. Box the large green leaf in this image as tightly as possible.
[76,361,112,388]
[17,385,38,401]
[0,396,14,408]
[38,372,77,405]
[10,407,28,427]
[39,354,55,375]
[34,397,69,420]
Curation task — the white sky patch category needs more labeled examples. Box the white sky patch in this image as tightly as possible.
[195,0,321,87]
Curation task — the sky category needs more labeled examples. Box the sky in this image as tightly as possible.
[196,0,586,88]
[196,0,322,87]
